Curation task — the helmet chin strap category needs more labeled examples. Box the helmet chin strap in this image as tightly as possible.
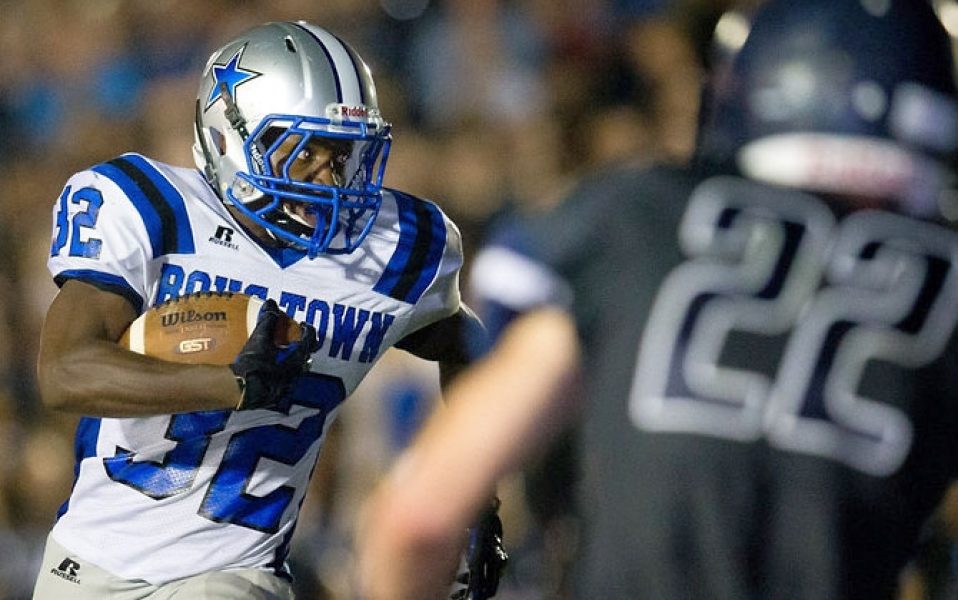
[194,100,218,185]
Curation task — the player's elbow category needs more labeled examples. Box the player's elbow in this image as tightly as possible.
[37,372,70,412]
[36,354,80,412]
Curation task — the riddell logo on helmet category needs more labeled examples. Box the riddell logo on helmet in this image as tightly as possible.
[337,105,367,118]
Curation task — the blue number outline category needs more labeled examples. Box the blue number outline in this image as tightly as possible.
[199,374,346,533]
[104,374,346,533]
[51,186,71,256]
[69,187,104,258]
[50,185,104,258]
[104,410,230,498]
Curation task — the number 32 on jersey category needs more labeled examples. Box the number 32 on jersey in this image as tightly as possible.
[630,176,958,476]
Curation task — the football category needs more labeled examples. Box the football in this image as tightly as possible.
[117,292,301,365]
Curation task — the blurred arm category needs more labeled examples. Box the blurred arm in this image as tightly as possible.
[357,307,581,600]
[37,279,241,416]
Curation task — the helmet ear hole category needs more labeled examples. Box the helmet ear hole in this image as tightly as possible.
[210,128,227,156]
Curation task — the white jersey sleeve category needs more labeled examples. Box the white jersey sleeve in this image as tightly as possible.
[48,153,197,310]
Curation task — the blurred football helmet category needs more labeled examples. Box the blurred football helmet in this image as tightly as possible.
[193,21,391,256]
[695,0,958,218]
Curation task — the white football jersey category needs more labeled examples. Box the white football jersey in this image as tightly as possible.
[46,153,463,584]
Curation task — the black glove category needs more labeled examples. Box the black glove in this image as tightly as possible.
[451,498,509,600]
[231,299,318,411]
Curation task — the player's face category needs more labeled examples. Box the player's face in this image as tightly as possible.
[269,134,352,226]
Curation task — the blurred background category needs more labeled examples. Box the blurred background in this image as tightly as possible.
[3,0,958,598]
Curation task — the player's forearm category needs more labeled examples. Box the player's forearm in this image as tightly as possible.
[358,468,464,600]
[412,309,581,515]
[38,341,240,416]
[359,309,580,598]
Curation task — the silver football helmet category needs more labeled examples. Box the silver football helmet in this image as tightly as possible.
[193,21,391,256]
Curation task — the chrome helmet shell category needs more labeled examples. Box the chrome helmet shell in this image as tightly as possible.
[193,21,391,256]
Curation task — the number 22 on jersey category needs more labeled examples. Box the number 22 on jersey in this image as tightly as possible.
[630,176,958,476]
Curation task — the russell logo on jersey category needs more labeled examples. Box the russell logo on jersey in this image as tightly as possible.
[209,225,240,250]
[51,558,81,584]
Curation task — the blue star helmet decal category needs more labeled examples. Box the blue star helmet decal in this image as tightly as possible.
[205,45,262,111]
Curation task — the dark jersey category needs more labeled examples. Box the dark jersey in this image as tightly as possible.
[468,165,958,599]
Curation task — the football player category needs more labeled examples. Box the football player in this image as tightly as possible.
[356,0,958,598]
[32,21,499,599]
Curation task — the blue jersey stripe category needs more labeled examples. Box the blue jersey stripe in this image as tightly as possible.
[92,154,195,258]
[54,268,144,312]
[374,191,446,304]
[57,417,101,520]
[121,154,195,255]
[375,193,417,296]
[399,200,446,303]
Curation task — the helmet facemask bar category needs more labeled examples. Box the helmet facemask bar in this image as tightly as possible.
[228,114,392,257]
